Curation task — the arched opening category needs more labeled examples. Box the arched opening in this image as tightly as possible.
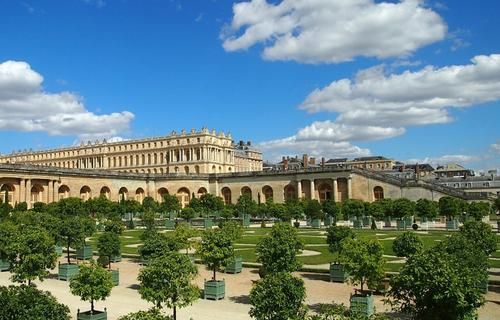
[262,185,273,203]
[58,185,70,200]
[197,187,207,197]
[31,184,44,203]
[100,186,111,199]
[184,166,189,174]
[374,186,384,200]
[177,187,190,208]
[158,187,169,203]
[0,184,15,204]
[221,187,232,205]
[195,165,200,174]
[284,184,296,201]
[241,186,252,198]
[135,188,145,203]
[318,183,333,203]
[119,187,128,201]
[80,186,92,201]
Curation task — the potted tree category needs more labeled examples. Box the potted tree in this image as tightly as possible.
[58,215,87,281]
[97,230,121,286]
[439,196,461,230]
[198,229,234,300]
[138,233,181,266]
[393,198,415,230]
[304,199,324,228]
[161,194,181,229]
[8,225,58,285]
[322,199,340,227]
[342,199,365,229]
[0,221,17,272]
[220,220,244,274]
[340,237,385,317]
[70,259,113,320]
[173,222,197,263]
[326,226,355,283]
[138,251,199,320]
[76,215,97,261]
[199,194,225,228]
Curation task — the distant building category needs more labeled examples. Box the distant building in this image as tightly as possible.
[387,163,435,179]
[434,164,474,179]
[324,156,395,171]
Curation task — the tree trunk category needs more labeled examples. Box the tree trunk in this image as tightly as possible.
[108,256,111,270]
[213,267,216,281]
[173,306,177,320]
[67,243,71,265]
[91,300,94,313]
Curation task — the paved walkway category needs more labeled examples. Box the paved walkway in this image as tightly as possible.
[0,257,499,320]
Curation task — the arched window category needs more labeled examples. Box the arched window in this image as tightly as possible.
[119,187,128,201]
[284,184,296,201]
[80,186,92,201]
[100,186,111,199]
[374,186,384,200]
[158,188,169,202]
[58,185,70,200]
[135,188,145,203]
[262,185,273,203]
[241,186,252,198]
[0,184,15,204]
[221,187,232,205]
[197,187,207,197]
[177,187,190,208]
[318,183,333,203]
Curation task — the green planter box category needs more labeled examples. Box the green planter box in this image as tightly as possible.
[110,254,122,263]
[384,217,392,227]
[311,218,321,228]
[396,220,407,230]
[76,245,93,260]
[77,310,107,320]
[165,219,176,230]
[0,259,10,272]
[54,245,63,256]
[353,220,362,229]
[58,263,80,281]
[306,218,311,226]
[324,215,334,227]
[204,218,213,229]
[362,217,371,227]
[350,293,374,317]
[204,280,225,300]
[139,257,149,266]
[243,215,251,228]
[329,263,349,283]
[405,216,414,226]
[497,221,500,232]
[110,269,119,286]
[446,219,458,230]
[368,279,390,294]
[168,211,177,220]
[477,280,488,294]
[225,257,243,274]
[188,254,196,264]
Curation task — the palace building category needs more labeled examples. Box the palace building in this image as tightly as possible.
[0,128,262,175]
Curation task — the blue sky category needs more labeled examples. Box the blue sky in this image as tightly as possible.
[0,0,499,171]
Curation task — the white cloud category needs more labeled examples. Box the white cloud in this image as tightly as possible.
[222,0,446,63]
[406,154,481,166]
[295,121,404,142]
[0,60,134,140]
[491,142,500,154]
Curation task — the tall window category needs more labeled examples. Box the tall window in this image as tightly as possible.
[373,186,384,200]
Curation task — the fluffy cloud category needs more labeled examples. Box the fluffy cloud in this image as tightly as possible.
[222,0,446,63]
[491,142,500,154]
[406,154,481,166]
[0,60,134,140]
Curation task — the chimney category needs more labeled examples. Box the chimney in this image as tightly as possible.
[309,157,316,165]
[321,157,325,168]
[303,154,309,169]
[282,156,286,162]
[247,141,251,146]
[284,158,289,171]
[239,140,244,147]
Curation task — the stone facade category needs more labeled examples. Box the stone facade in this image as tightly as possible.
[0,163,490,209]
[0,128,263,175]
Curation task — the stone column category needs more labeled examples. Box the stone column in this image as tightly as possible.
[26,179,32,209]
[47,180,53,203]
[54,181,60,201]
[297,180,302,199]
[19,179,25,203]
[310,180,315,200]
[347,177,352,199]
[333,179,338,202]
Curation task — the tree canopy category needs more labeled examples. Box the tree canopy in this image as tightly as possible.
[392,232,423,258]
[198,229,234,281]
[326,226,355,259]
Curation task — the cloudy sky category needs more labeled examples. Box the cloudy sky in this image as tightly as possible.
[0,0,498,170]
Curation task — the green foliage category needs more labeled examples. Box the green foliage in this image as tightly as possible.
[495,197,500,212]
[8,225,57,284]
[0,221,18,260]
[285,199,304,222]
[220,206,236,219]
[138,252,199,317]
[322,199,341,221]
[268,202,288,221]
[13,202,28,212]
[392,232,423,258]
[458,221,498,256]
[466,202,491,221]
[340,238,385,291]
[341,199,366,219]
[235,194,258,217]
[32,202,47,213]
[0,285,70,320]
[142,197,159,213]
[367,201,385,221]
[58,215,92,264]
[326,226,355,258]
[174,222,197,254]
[179,207,197,221]
[139,233,181,262]
[51,197,87,217]
[415,199,438,220]
[220,220,244,241]
[307,303,390,320]
[392,198,416,219]
[97,231,121,269]
[70,259,113,313]
[249,272,307,320]
[304,199,324,220]
[119,309,173,320]
[256,223,304,274]
[104,219,125,235]
[161,194,181,214]
[85,196,117,220]
[199,193,225,216]
[438,196,461,219]
[142,210,157,232]
[388,248,485,320]
[198,229,234,281]
[127,218,136,230]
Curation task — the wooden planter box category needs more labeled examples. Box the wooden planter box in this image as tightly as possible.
[58,263,80,281]
[76,245,93,260]
[54,245,63,256]
[77,310,107,320]
[204,280,225,300]
[204,218,213,229]
[165,219,176,230]
[353,220,362,229]
[225,257,243,274]
[311,219,321,228]
[477,280,488,294]
[384,217,392,227]
[396,219,407,230]
[446,220,458,230]
[324,215,334,227]
[0,259,10,272]
[497,221,500,232]
[110,269,119,286]
[329,263,349,283]
[350,293,374,317]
